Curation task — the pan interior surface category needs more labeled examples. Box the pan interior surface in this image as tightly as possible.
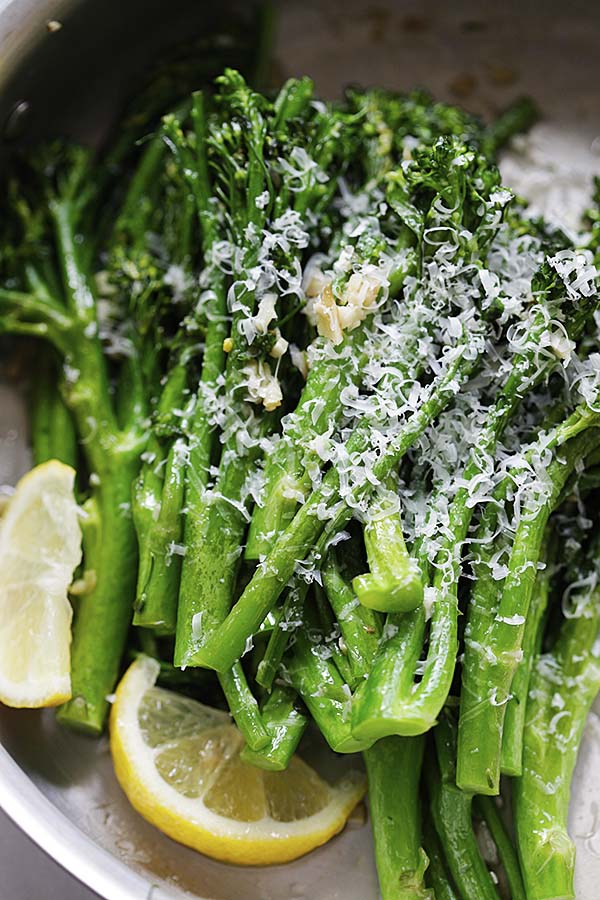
[1,1,600,898]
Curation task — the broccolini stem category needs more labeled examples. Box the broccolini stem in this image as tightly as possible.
[322,549,382,689]
[245,326,372,560]
[363,736,432,900]
[58,461,140,733]
[500,533,554,776]
[457,426,600,795]
[514,579,600,900]
[352,475,423,614]
[427,714,501,900]
[133,362,189,632]
[284,593,373,754]
[255,584,305,690]
[422,814,459,900]
[240,685,308,770]
[458,400,600,791]
[219,662,269,751]
[30,352,78,467]
[475,796,526,900]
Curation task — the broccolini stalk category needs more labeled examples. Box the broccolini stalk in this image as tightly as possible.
[457,423,600,795]
[458,392,600,790]
[161,93,229,651]
[255,582,306,690]
[475,796,526,900]
[0,146,150,733]
[322,547,382,689]
[427,712,501,900]
[111,113,200,635]
[363,736,432,900]
[128,93,236,636]
[280,577,373,754]
[352,475,423,613]
[219,664,269,751]
[30,351,78,467]
[132,361,191,632]
[500,532,555,776]
[244,324,371,560]
[166,83,272,745]
[285,625,372,754]
[514,561,600,900]
[422,814,459,900]
[313,584,355,686]
[240,685,308,771]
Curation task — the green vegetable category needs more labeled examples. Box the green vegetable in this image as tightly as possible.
[427,712,501,900]
[5,47,600,900]
[514,550,600,900]
[364,736,431,900]
[352,476,423,614]
[475,796,526,900]
[457,423,600,795]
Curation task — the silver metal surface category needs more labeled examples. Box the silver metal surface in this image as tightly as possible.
[1,1,600,898]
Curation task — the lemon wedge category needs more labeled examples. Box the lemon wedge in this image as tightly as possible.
[0,461,81,708]
[110,656,366,865]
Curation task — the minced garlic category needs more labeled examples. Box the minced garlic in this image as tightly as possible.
[243,359,283,411]
[314,272,384,345]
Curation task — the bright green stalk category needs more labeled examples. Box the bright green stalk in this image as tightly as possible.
[284,596,373,754]
[170,77,326,745]
[219,663,269,751]
[132,362,189,632]
[351,450,482,740]
[458,399,600,791]
[514,588,600,900]
[427,714,501,900]
[255,584,305,690]
[352,477,423,614]
[322,550,382,689]
[475,796,526,900]
[174,295,228,659]
[285,632,372,754]
[245,326,372,560]
[363,736,431,900]
[457,426,600,795]
[162,89,273,748]
[14,152,147,734]
[422,815,459,900]
[128,98,226,636]
[174,75,314,668]
[500,533,555,776]
[240,685,308,770]
[30,353,77,467]
[313,583,355,685]
[58,459,140,733]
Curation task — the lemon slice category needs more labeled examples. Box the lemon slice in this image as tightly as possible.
[110,656,366,865]
[0,461,81,708]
